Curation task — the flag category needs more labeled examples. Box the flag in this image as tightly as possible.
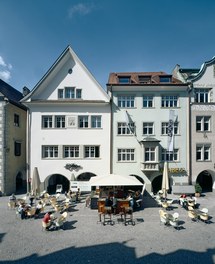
[167,110,175,152]
[124,110,134,134]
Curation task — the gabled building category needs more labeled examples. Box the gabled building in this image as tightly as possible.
[21,46,111,193]
[0,79,27,195]
[173,58,215,193]
[189,57,215,192]
[107,72,190,193]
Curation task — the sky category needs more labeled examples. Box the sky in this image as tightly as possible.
[1,0,215,92]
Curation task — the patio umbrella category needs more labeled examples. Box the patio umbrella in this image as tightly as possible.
[89,173,143,187]
[162,161,169,199]
[31,167,41,195]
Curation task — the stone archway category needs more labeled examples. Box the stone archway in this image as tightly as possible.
[151,175,162,194]
[196,170,213,192]
[46,174,70,194]
[76,172,96,181]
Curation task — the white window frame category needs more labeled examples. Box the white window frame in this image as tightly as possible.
[118,95,135,108]
[161,149,179,162]
[143,122,154,135]
[42,115,53,128]
[79,116,89,128]
[91,116,101,128]
[118,148,135,162]
[63,146,79,158]
[143,95,153,108]
[196,144,211,161]
[161,122,179,135]
[196,116,211,132]
[195,88,210,103]
[117,122,135,135]
[55,116,65,128]
[84,146,100,158]
[145,147,155,162]
[161,95,178,107]
[42,146,58,158]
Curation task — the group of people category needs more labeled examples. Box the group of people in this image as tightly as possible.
[104,190,143,214]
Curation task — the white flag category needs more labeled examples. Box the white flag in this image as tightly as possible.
[124,110,134,134]
[167,110,175,152]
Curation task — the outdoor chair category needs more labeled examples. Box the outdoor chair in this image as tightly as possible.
[8,201,16,209]
[55,212,68,230]
[159,209,169,226]
[26,208,36,218]
[169,212,180,230]
[188,210,198,222]
[199,213,209,223]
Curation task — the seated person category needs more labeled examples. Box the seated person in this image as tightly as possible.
[105,195,113,207]
[42,212,54,230]
[127,193,134,208]
[18,203,28,220]
[112,194,117,214]
[34,201,43,218]
[9,193,16,201]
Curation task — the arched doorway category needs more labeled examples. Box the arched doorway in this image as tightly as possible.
[152,175,162,194]
[47,174,70,194]
[196,170,213,192]
[77,172,96,181]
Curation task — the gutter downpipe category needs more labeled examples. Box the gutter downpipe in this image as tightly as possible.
[109,85,113,174]
[26,108,31,193]
[188,83,193,185]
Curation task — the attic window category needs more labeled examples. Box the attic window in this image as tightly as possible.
[139,76,151,84]
[58,87,82,99]
[118,76,131,84]
[160,76,171,83]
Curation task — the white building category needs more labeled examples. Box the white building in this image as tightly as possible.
[21,46,111,193]
[107,72,190,193]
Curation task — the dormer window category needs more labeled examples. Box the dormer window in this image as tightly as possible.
[160,76,171,83]
[58,87,82,99]
[139,76,151,84]
[118,76,131,84]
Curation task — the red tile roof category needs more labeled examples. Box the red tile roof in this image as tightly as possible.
[108,72,183,84]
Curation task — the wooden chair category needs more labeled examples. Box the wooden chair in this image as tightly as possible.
[26,208,36,218]
[8,201,16,209]
[188,210,198,222]
[159,209,169,226]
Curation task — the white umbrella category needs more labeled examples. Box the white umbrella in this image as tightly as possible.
[162,162,169,199]
[31,167,41,195]
[89,173,143,187]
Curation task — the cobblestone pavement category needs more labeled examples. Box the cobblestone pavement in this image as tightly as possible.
[0,192,215,264]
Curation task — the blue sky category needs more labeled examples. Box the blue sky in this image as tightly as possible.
[0,0,215,92]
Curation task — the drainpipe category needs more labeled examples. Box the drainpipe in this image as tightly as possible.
[108,85,113,174]
[26,108,31,193]
[187,83,193,185]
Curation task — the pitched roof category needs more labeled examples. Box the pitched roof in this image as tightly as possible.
[108,71,183,85]
[0,79,25,108]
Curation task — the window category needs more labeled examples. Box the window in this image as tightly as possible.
[118,76,130,84]
[145,147,155,161]
[91,116,101,128]
[195,89,210,103]
[160,76,171,83]
[84,146,100,158]
[14,141,21,156]
[139,76,151,84]
[196,116,211,132]
[79,116,89,128]
[143,95,153,107]
[65,87,75,98]
[118,148,135,161]
[161,96,178,107]
[118,95,135,108]
[42,146,58,158]
[161,149,179,161]
[196,145,211,161]
[143,122,154,135]
[64,146,79,158]
[161,122,179,135]
[57,87,82,99]
[117,122,135,135]
[14,114,20,127]
[76,89,82,99]
[55,116,65,128]
[58,89,64,99]
[42,116,53,128]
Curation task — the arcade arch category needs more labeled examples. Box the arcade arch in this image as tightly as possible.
[196,170,213,192]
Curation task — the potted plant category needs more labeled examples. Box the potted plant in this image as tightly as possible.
[195,182,202,197]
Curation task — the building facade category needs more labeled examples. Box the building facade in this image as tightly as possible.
[21,46,111,194]
[0,80,27,195]
[173,57,215,192]
[107,72,190,193]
